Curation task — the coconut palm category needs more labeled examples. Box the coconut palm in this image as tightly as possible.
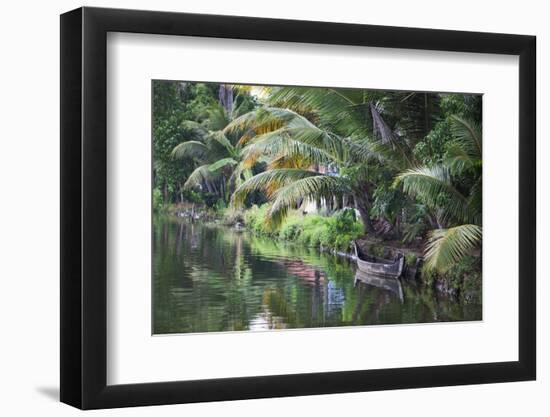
[268,86,441,166]
[228,104,409,233]
[394,116,482,272]
[228,86,442,233]
[171,102,253,202]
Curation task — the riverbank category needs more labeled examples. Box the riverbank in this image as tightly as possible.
[161,203,481,302]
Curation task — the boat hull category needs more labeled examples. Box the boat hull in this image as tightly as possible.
[353,241,404,278]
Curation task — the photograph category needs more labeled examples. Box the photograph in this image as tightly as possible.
[152,81,483,335]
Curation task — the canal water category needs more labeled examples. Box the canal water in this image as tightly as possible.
[153,218,481,334]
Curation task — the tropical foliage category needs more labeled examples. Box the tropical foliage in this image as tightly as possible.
[170,105,249,202]
[153,80,482,276]
[395,116,482,272]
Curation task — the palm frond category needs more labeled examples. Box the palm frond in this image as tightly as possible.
[346,137,402,168]
[444,116,482,175]
[231,169,319,207]
[267,175,349,226]
[288,126,347,163]
[171,141,209,160]
[184,164,218,189]
[269,87,369,139]
[444,142,477,174]
[268,154,315,169]
[394,166,472,223]
[223,110,258,136]
[179,120,208,137]
[208,157,238,172]
[223,107,296,146]
[467,177,482,225]
[207,131,235,155]
[450,115,482,157]
[229,166,253,188]
[206,104,230,131]
[424,224,482,273]
[240,127,339,169]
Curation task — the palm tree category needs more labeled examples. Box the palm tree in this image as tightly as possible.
[228,86,440,234]
[268,86,441,165]
[228,105,405,233]
[394,116,482,273]
[171,102,253,202]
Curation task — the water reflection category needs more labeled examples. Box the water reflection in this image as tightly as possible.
[354,270,404,303]
[153,218,481,334]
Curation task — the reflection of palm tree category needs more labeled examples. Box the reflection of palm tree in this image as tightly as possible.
[351,283,368,324]
[175,220,184,256]
[310,270,324,325]
[231,231,247,284]
[261,288,295,327]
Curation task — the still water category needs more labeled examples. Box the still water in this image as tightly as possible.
[153,218,481,334]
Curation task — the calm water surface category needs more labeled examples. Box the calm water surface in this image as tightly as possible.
[153,218,481,334]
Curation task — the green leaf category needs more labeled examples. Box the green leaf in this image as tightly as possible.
[171,141,209,160]
[268,175,349,226]
[424,224,482,273]
[232,169,320,207]
[394,165,473,223]
[450,115,482,156]
[208,158,238,172]
[184,164,218,189]
[207,131,235,155]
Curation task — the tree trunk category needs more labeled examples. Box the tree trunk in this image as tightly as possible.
[354,195,375,234]
[211,181,219,196]
[219,85,234,117]
[204,180,214,194]
[428,210,444,229]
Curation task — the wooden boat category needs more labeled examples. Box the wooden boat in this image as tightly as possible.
[352,241,404,278]
[354,270,404,303]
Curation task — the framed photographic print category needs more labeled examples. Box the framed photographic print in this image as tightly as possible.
[60,6,536,409]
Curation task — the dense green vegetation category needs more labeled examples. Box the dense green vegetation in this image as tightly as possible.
[153,82,257,206]
[242,206,363,252]
[153,80,482,292]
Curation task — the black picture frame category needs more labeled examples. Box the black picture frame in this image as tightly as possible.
[60,6,536,410]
